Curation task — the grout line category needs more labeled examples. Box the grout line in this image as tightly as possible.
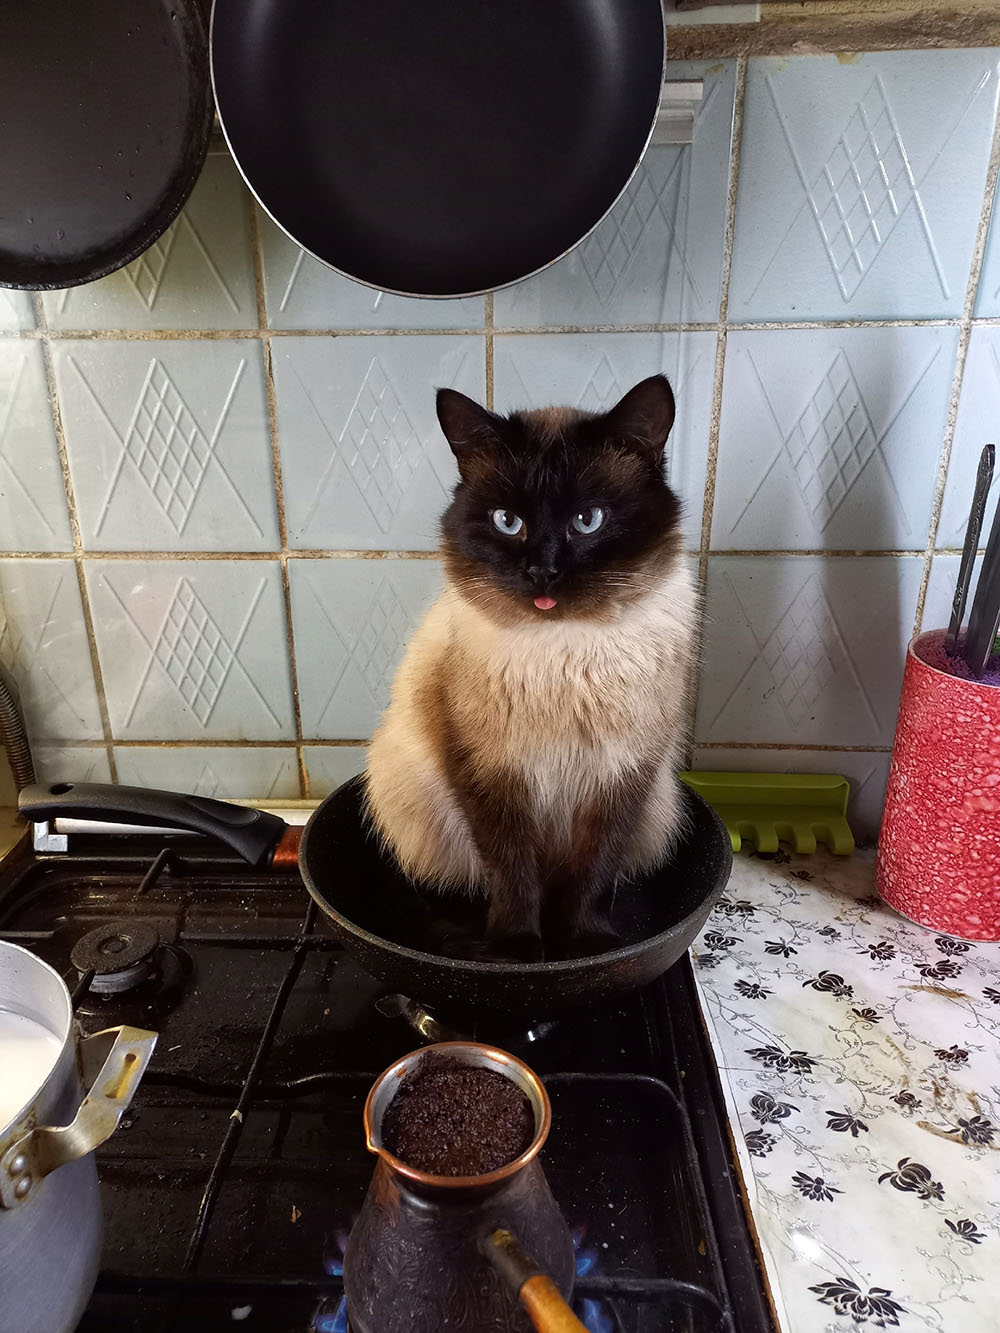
[53,738,369,750]
[7,317,980,340]
[0,549,444,561]
[0,546,939,561]
[35,298,118,783]
[690,56,747,753]
[250,200,309,799]
[706,549,927,558]
[484,293,494,410]
[725,318,960,332]
[913,100,1000,636]
[693,741,893,754]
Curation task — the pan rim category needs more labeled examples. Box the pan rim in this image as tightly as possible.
[298,781,732,976]
[208,0,667,301]
[0,0,213,293]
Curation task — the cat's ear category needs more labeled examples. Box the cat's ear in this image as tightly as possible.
[602,375,675,466]
[436,389,504,473]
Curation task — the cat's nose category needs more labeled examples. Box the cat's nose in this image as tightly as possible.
[526,564,558,586]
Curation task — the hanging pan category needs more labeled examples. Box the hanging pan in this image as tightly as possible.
[210,0,666,298]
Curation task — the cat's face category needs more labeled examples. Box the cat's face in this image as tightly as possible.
[437,376,682,623]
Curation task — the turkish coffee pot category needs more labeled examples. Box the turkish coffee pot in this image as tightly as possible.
[343,1041,585,1333]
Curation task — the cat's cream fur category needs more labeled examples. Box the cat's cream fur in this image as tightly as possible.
[366,552,696,892]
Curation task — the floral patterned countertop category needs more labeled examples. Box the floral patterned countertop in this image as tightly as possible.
[693,849,1000,1333]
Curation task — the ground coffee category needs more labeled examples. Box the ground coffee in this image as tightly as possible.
[381,1053,535,1176]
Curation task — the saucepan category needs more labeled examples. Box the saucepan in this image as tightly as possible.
[18,777,732,1020]
[0,941,156,1333]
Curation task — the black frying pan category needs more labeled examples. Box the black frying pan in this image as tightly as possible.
[18,777,732,1019]
[0,1,212,290]
[210,0,666,298]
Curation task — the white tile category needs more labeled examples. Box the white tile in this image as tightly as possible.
[936,328,1000,548]
[0,291,34,331]
[494,61,736,328]
[54,340,279,552]
[272,336,484,550]
[690,746,891,845]
[0,560,103,742]
[493,332,715,551]
[975,190,1000,315]
[113,746,299,799]
[42,153,257,330]
[258,212,485,330]
[921,551,982,635]
[730,51,1000,320]
[695,556,924,747]
[289,559,443,739]
[0,341,72,551]
[305,745,367,797]
[87,560,295,740]
[33,746,112,785]
[712,327,956,551]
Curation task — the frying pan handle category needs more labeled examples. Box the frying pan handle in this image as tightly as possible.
[18,781,288,866]
[485,1229,587,1333]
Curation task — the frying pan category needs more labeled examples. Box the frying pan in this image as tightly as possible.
[0,0,212,290]
[210,0,666,298]
[18,777,732,1019]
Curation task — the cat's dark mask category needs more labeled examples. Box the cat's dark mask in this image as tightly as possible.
[436,375,682,622]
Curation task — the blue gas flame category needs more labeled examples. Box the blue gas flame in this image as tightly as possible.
[571,1225,613,1333]
[313,1299,348,1333]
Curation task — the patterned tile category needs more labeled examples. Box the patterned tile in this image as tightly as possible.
[42,153,257,330]
[54,340,278,551]
[712,327,956,551]
[114,746,299,799]
[494,62,737,328]
[493,333,716,551]
[87,561,294,740]
[305,745,367,797]
[0,559,102,742]
[289,559,443,739]
[935,328,1000,548]
[691,746,891,844]
[257,212,485,330]
[273,336,484,550]
[0,291,33,331]
[695,556,924,747]
[32,746,112,785]
[730,51,1000,320]
[0,341,72,551]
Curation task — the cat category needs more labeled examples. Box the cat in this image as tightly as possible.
[365,374,696,962]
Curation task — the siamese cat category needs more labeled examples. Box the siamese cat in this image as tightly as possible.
[366,374,696,961]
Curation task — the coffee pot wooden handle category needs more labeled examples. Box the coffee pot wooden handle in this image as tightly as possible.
[485,1229,588,1333]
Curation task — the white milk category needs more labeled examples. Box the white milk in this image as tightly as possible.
[0,1008,63,1128]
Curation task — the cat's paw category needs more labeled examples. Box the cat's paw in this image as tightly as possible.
[487,931,545,963]
[562,927,623,960]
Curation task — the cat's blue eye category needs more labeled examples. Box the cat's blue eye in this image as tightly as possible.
[571,507,605,535]
[491,509,524,536]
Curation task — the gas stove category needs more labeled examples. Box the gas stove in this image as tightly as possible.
[0,826,773,1333]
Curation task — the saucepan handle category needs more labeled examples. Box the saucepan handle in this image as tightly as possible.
[18,780,289,866]
[0,1025,157,1209]
[485,1229,588,1333]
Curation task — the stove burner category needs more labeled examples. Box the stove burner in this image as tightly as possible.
[71,920,161,994]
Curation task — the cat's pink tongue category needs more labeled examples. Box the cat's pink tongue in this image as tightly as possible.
[534,595,557,611]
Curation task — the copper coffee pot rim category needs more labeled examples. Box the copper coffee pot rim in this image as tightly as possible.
[362,1040,552,1190]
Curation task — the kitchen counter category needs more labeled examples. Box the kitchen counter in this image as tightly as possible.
[694,849,1000,1333]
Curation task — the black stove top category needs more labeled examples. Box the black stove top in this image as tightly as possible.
[0,832,773,1333]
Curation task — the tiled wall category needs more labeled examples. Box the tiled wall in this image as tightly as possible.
[2,50,1000,840]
